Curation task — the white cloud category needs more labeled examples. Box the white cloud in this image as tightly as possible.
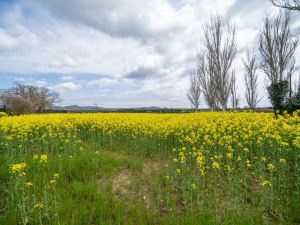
[29,0,184,40]
[87,78,118,88]
[0,29,18,49]
[53,82,81,91]
[35,80,47,87]
[61,75,74,81]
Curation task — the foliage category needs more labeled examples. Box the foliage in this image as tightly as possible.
[267,80,289,116]
[267,80,300,115]
[288,83,300,113]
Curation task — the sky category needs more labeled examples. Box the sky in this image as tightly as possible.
[0,0,300,108]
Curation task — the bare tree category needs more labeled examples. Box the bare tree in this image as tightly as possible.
[36,87,61,112]
[187,70,201,111]
[243,50,261,110]
[259,12,298,83]
[259,11,298,115]
[197,53,219,110]
[230,72,240,110]
[271,0,300,11]
[203,15,237,111]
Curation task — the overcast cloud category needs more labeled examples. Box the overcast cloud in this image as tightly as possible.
[0,0,299,108]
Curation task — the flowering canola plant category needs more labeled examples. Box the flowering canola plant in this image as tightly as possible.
[0,111,300,219]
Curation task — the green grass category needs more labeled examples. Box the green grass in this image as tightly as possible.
[1,144,299,225]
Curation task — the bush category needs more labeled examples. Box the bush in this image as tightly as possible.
[3,96,34,115]
[267,80,289,116]
[289,84,300,112]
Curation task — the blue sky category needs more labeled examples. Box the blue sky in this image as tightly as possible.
[0,0,299,107]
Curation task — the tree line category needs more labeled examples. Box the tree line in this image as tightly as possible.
[187,9,300,116]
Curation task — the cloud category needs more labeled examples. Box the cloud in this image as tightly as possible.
[34,80,47,87]
[226,0,271,18]
[0,29,18,49]
[125,66,158,79]
[0,27,38,51]
[61,75,74,81]
[87,78,118,88]
[53,82,81,91]
[29,0,184,42]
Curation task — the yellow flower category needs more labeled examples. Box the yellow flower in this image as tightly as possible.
[246,159,251,168]
[243,148,249,153]
[227,146,233,152]
[39,154,48,163]
[214,155,223,160]
[212,161,220,169]
[226,153,233,159]
[10,163,26,173]
[49,179,56,185]
[267,163,275,171]
[165,175,170,180]
[225,165,232,173]
[25,182,33,187]
[237,156,242,161]
[261,157,266,162]
[260,180,272,187]
[34,203,44,209]
[176,168,181,174]
[279,158,286,165]
[53,173,60,179]
[191,183,196,189]
[33,154,39,160]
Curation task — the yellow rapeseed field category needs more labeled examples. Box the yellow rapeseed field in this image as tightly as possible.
[0,111,300,224]
[1,112,300,181]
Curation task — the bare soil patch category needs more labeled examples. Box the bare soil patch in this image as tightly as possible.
[98,159,164,209]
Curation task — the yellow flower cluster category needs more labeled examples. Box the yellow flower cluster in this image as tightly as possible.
[25,181,33,188]
[212,161,220,170]
[1,111,299,194]
[40,154,48,163]
[34,203,44,209]
[260,180,272,187]
[49,173,60,185]
[10,163,26,174]
[33,154,48,163]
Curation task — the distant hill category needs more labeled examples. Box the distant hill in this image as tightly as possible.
[50,105,273,113]
[53,105,104,111]
[51,105,166,112]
